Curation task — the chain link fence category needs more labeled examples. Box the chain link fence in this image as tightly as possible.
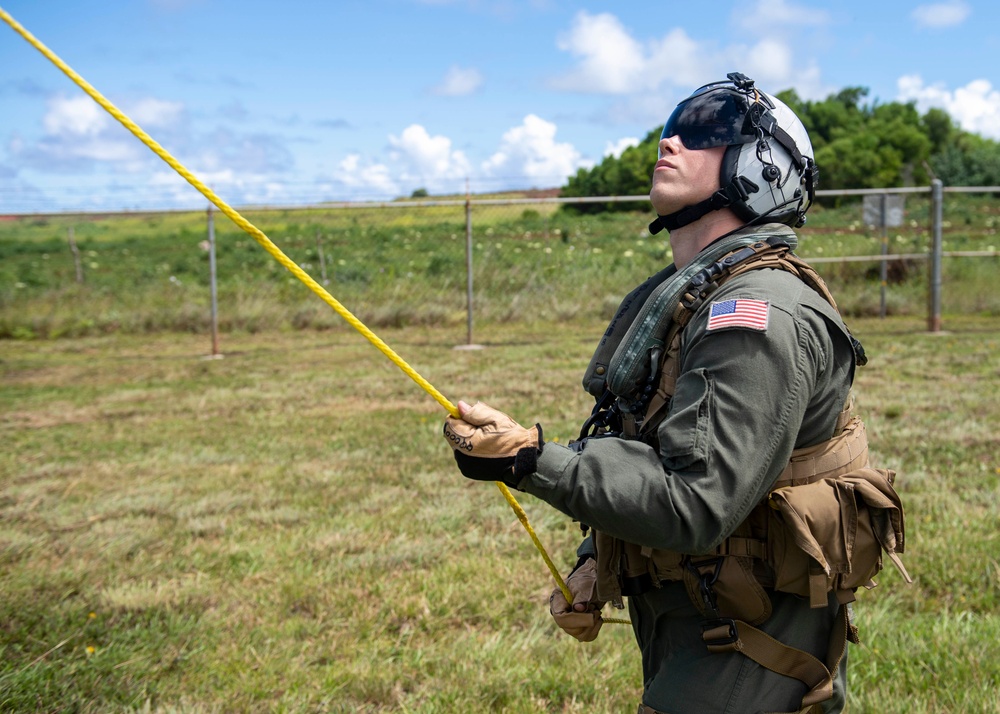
[1,184,997,343]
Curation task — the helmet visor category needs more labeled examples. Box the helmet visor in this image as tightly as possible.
[661,85,757,151]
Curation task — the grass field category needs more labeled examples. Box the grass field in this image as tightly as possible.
[2,313,998,712]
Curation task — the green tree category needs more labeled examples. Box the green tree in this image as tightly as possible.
[930,132,1000,185]
[561,82,999,202]
[922,107,954,153]
[562,128,659,212]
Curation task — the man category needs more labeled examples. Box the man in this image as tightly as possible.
[443,73,902,713]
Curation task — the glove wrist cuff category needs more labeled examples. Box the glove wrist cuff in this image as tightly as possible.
[512,424,544,481]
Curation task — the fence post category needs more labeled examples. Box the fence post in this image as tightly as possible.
[929,179,944,332]
[67,225,83,284]
[207,203,220,356]
[464,182,474,346]
[316,229,329,285]
[879,193,888,318]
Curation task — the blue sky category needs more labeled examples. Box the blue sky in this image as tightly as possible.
[1,0,998,212]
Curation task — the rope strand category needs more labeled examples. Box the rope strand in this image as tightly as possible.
[0,5,590,609]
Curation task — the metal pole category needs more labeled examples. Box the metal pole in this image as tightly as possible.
[929,179,944,332]
[207,204,220,356]
[316,229,329,285]
[68,225,83,283]
[464,179,474,346]
[879,193,888,318]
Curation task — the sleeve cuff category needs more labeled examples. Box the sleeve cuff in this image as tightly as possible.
[516,441,576,492]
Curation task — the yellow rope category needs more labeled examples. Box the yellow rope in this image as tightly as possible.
[0,5,593,609]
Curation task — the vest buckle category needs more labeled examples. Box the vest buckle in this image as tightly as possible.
[686,556,724,618]
[701,617,740,649]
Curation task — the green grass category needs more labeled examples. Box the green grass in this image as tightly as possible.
[1,315,998,712]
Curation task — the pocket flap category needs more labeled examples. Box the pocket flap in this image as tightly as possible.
[842,468,906,555]
[769,479,857,575]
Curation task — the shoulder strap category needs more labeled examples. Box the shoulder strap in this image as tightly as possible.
[583,227,785,404]
[639,237,790,432]
[640,240,866,435]
[581,263,676,399]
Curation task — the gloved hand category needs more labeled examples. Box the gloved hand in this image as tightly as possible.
[443,401,543,488]
[549,558,606,642]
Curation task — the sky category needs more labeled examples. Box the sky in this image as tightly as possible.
[1,0,999,213]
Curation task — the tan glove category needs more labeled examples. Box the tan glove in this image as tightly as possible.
[443,401,542,487]
[549,558,606,642]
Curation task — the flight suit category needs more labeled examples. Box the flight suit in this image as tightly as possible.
[515,225,856,713]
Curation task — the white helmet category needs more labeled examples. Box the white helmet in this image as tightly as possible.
[649,72,818,234]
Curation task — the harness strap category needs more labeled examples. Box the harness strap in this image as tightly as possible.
[582,263,677,399]
[713,536,767,559]
[640,239,865,438]
[639,238,791,436]
[702,604,851,713]
[649,175,760,235]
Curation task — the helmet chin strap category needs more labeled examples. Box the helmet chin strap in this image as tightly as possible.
[648,175,759,235]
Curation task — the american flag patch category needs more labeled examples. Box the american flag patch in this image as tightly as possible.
[706,299,770,331]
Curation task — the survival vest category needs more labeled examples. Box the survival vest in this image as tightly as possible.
[584,234,910,713]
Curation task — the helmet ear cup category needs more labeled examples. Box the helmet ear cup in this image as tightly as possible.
[721,144,758,223]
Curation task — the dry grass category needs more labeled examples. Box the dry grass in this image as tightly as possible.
[1,316,998,712]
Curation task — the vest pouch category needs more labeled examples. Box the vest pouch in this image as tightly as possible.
[682,554,772,625]
[647,546,685,583]
[767,467,909,608]
[843,468,910,586]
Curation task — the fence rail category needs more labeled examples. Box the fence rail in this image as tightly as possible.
[2,182,997,346]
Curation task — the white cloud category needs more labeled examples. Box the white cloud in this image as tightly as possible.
[23,94,145,168]
[911,1,971,28]
[146,166,308,208]
[328,118,590,197]
[734,0,831,32]
[128,98,186,128]
[21,94,186,169]
[42,96,109,136]
[13,92,300,185]
[482,114,590,185]
[551,12,647,93]
[738,38,794,88]
[734,39,830,100]
[897,75,1000,140]
[388,124,471,184]
[431,66,484,96]
[644,28,714,91]
[604,137,639,158]
[549,9,825,104]
[327,125,471,198]
[334,153,399,197]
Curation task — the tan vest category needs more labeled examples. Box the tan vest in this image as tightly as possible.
[594,411,909,616]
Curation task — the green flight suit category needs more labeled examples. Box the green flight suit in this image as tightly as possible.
[518,225,855,713]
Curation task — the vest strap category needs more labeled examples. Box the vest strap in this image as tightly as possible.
[702,604,850,712]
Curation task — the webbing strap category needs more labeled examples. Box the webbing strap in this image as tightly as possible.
[639,238,790,435]
[713,536,767,559]
[703,604,849,711]
[640,239,860,436]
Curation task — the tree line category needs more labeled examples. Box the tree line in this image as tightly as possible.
[562,86,1000,208]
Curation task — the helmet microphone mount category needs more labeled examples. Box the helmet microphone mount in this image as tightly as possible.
[726,71,756,92]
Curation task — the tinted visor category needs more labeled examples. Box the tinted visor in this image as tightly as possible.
[661,85,757,150]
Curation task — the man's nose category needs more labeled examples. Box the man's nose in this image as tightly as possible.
[658,136,681,158]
